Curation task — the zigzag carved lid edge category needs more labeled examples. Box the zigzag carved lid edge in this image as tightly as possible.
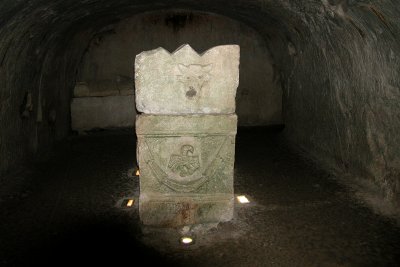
[136,44,239,59]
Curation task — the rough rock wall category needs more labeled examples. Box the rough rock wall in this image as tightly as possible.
[270,0,400,209]
[0,6,92,176]
[0,0,399,211]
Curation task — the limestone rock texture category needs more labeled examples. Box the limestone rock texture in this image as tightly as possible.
[135,44,239,114]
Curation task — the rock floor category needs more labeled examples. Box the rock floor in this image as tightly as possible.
[0,128,399,266]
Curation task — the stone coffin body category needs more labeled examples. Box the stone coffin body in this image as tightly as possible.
[136,114,237,226]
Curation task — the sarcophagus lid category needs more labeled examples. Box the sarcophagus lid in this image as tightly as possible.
[135,44,239,114]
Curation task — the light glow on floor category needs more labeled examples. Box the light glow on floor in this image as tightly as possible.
[135,169,140,176]
[237,195,250,204]
[126,199,134,207]
[180,237,193,245]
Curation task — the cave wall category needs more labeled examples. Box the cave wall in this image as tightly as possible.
[0,0,399,211]
[0,7,91,176]
[74,10,282,128]
[270,0,400,209]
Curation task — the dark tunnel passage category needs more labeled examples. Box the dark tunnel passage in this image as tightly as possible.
[1,0,400,266]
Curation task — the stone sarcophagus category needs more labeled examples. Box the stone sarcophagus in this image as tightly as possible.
[135,44,239,226]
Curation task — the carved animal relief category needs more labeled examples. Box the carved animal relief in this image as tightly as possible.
[177,64,213,99]
[135,44,239,114]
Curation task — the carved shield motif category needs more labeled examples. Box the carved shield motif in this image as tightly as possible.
[144,136,229,193]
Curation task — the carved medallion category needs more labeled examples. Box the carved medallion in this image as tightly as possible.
[143,136,229,193]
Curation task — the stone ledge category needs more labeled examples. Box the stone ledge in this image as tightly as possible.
[136,114,237,135]
[139,193,234,226]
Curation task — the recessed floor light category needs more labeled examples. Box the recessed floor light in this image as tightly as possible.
[237,195,250,204]
[126,199,134,207]
[135,169,140,176]
[180,236,194,245]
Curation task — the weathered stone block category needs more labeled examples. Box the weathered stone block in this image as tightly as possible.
[71,95,135,131]
[73,82,90,97]
[136,114,237,226]
[135,44,239,114]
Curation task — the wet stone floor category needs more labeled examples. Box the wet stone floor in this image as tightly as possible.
[0,128,399,266]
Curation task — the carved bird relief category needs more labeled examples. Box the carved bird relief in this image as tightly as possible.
[168,145,200,177]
